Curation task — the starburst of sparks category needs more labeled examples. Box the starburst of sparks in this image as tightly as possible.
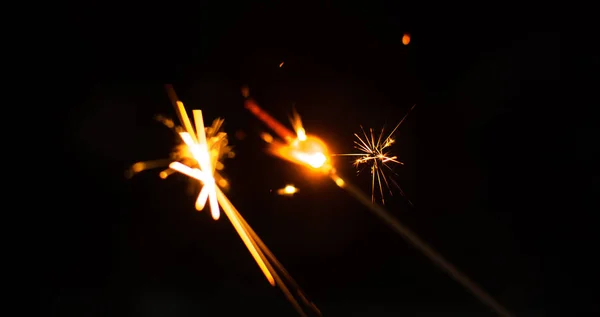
[333,104,415,205]
[128,85,320,317]
[244,94,513,317]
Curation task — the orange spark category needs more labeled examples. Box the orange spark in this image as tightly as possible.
[279,61,284,67]
[402,33,411,45]
[333,104,415,205]
[243,94,333,174]
[277,184,299,196]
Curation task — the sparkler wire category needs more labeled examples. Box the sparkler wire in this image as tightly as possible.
[330,173,514,317]
[217,187,322,316]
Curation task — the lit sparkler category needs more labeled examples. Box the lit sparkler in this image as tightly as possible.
[129,85,320,317]
[333,104,415,205]
[243,88,514,317]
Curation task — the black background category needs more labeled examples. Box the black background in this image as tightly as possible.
[39,3,597,316]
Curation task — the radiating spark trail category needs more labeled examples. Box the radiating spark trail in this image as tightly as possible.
[332,104,416,205]
[128,85,321,317]
[244,91,513,317]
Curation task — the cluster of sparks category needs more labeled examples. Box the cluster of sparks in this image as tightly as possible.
[129,82,513,317]
[335,104,416,205]
[242,92,513,317]
[129,85,320,317]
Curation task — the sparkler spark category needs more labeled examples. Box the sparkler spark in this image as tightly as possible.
[333,104,416,205]
[244,90,513,317]
[243,91,332,174]
[277,184,299,196]
[129,85,320,317]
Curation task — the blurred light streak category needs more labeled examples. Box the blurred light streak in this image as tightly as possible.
[128,85,321,317]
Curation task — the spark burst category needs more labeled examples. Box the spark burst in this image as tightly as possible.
[128,85,320,317]
[244,94,513,317]
[334,104,415,205]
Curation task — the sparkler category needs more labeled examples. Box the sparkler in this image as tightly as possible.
[333,104,416,205]
[243,89,514,317]
[128,85,321,317]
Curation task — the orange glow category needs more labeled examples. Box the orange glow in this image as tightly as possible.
[402,33,410,45]
[290,136,330,169]
[271,135,332,173]
[260,132,274,144]
[331,174,346,188]
[244,96,334,174]
[277,184,298,196]
[279,61,284,67]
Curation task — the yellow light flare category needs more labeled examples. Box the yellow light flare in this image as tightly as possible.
[277,185,299,196]
[178,114,220,220]
[296,127,306,141]
[159,169,175,179]
[332,174,346,188]
[243,94,334,175]
[272,135,333,173]
[289,108,306,141]
[169,162,275,286]
[130,85,321,317]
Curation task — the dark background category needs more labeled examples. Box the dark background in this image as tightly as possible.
[42,3,597,317]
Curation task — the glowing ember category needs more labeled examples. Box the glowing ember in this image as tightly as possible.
[277,184,299,196]
[402,33,411,45]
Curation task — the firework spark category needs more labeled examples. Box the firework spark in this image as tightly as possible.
[333,104,415,205]
[277,184,299,196]
[244,92,513,317]
[243,90,332,174]
[128,85,320,317]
